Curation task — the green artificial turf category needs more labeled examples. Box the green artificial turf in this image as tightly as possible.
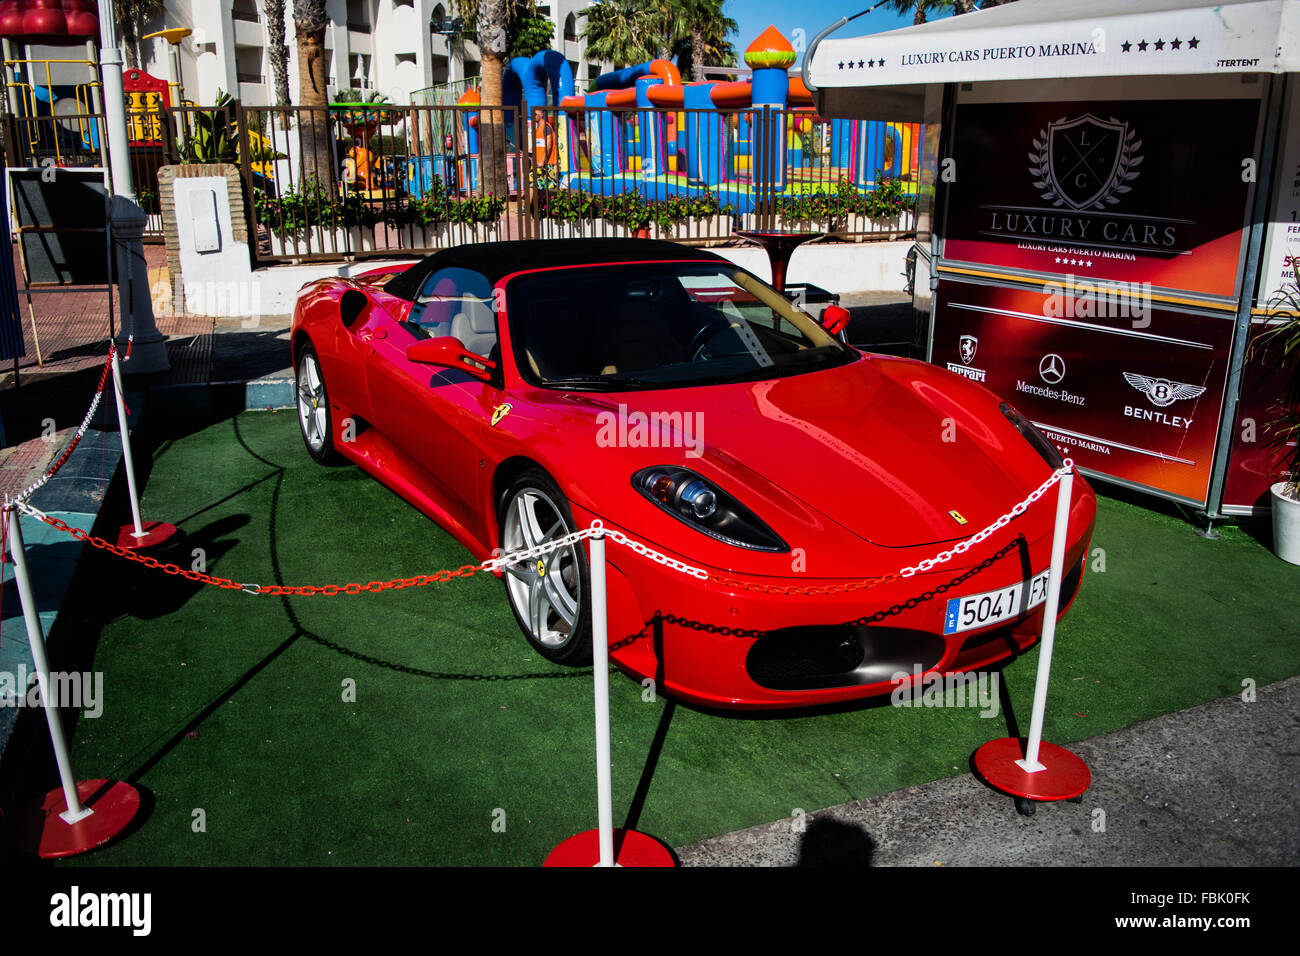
[38,410,1300,866]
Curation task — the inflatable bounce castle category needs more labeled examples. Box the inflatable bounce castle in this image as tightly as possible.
[412,26,920,212]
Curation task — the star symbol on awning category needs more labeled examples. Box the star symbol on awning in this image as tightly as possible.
[1171,37,1182,49]
[1188,36,1200,48]
[1137,39,1149,51]
[1154,38,1165,50]
[1121,41,1132,52]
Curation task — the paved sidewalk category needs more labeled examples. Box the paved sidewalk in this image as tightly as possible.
[677,676,1300,866]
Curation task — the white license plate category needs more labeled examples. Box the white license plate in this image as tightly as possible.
[943,571,1051,635]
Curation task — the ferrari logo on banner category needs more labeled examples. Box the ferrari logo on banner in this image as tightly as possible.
[1031,114,1141,211]
[959,334,978,365]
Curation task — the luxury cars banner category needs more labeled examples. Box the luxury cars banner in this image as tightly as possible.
[942,97,1260,304]
[933,280,1233,505]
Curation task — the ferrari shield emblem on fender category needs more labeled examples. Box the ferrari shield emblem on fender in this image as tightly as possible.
[1032,114,1138,211]
[949,510,968,525]
[491,403,512,427]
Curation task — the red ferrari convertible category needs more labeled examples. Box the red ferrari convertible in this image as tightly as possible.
[291,239,1096,710]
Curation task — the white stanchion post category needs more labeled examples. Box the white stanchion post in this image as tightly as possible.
[110,349,147,539]
[3,506,92,824]
[590,531,615,867]
[1016,469,1075,774]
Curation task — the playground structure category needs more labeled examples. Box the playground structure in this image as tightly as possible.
[326,26,920,216]
[392,26,921,215]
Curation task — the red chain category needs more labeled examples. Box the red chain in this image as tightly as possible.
[710,570,902,596]
[21,508,483,595]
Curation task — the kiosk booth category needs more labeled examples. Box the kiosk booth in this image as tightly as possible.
[805,0,1298,523]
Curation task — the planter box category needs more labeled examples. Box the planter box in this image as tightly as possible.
[267,226,358,258]
[441,220,504,245]
[535,219,581,240]
[773,216,833,234]
[534,219,639,240]
[1271,481,1300,565]
[652,215,734,242]
[834,212,910,241]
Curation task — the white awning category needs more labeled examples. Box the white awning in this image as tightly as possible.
[809,0,1300,91]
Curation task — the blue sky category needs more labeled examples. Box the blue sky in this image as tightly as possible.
[727,1,942,66]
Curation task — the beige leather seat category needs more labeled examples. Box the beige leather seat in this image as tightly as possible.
[450,298,497,357]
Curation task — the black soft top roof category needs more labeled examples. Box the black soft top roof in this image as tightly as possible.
[382,238,729,301]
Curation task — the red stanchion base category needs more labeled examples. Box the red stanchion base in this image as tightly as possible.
[973,737,1091,802]
[116,521,178,550]
[544,828,676,867]
[15,779,141,858]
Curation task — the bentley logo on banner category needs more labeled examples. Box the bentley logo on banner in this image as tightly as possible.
[1030,114,1142,211]
[1122,373,1207,408]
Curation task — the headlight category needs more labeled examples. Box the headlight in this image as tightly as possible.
[633,466,788,552]
[1000,402,1064,469]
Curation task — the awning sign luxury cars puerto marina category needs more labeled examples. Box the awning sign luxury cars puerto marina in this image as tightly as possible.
[808,0,1300,90]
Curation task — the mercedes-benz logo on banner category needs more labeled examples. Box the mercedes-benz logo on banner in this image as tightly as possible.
[1030,114,1142,211]
[959,335,978,366]
[1039,353,1066,385]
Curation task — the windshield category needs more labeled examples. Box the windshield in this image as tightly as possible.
[506,262,855,390]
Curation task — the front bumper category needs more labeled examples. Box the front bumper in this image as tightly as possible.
[574,493,1095,710]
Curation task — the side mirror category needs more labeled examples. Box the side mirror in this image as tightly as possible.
[407,336,496,381]
[820,304,850,336]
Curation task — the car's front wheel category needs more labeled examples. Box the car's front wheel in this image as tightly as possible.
[296,343,341,464]
[498,469,592,665]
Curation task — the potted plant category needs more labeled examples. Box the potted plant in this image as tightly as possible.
[772,189,834,233]
[331,89,397,139]
[1255,286,1300,564]
[256,176,355,256]
[178,91,238,164]
[443,192,505,243]
[650,191,736,242]
[833,175,915,239]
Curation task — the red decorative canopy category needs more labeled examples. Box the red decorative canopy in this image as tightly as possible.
[0,0,100,45]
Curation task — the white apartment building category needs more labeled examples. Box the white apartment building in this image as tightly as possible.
[104,0,606,106]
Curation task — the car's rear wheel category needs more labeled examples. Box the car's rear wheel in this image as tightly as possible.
[296,344,341,464]
[498,469,592,665]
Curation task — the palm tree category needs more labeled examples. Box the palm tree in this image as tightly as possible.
[451,0,536,199]
[582,0,658,69]
[652,3,686,61]
[113,0,164,68]
[672,0,737,81]
[887,0,953,25]
[294,0,334,188]
[265,0,292,110]
[476,0,511,201]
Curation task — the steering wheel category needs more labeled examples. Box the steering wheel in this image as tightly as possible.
[686,318,736,361]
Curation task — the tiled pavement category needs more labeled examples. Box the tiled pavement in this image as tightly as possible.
[3,244,214,390]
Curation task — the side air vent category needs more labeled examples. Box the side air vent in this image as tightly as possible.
[340,289,370,328]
